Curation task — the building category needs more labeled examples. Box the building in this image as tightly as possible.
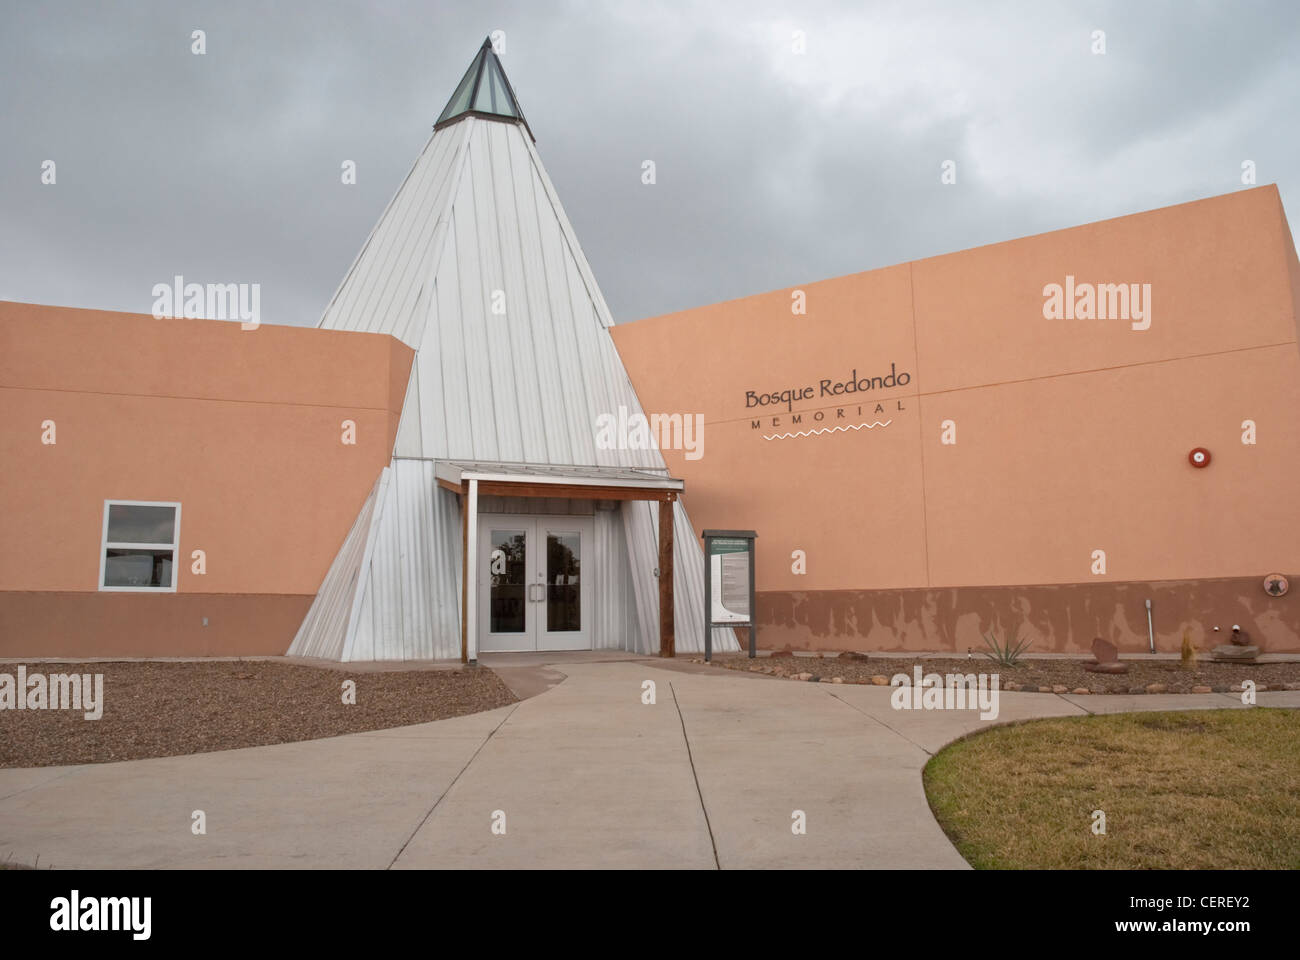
[2,40,1298,659]
[613,184,1300,654]
[1,39,738,662]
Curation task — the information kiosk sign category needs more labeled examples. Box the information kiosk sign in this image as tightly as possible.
[702,529,757,661]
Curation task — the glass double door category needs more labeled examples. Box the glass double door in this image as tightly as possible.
[478,515,594,652]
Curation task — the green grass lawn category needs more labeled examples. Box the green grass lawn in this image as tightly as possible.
[923,709,1300,869]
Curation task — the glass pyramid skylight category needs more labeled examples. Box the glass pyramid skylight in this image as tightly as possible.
[435,38,533,139]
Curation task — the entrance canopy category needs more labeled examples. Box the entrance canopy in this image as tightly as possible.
[433,460,684,662]
[433,460,683,499]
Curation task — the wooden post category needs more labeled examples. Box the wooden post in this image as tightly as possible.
[464,479,478,663]
[659,493,675,657]
[460,487,469,664]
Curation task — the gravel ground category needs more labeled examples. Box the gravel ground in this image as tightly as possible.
[705,654,1300,693]
[1,661,517,768]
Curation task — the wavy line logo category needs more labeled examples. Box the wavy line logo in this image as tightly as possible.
[763,419,892,441]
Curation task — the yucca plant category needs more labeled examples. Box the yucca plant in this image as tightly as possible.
[981,627,1032,667]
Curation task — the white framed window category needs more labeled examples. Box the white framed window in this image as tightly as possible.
[99,500,182,592]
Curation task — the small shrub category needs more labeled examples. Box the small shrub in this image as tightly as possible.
[1181,627,1198,670]
[981,627,1033,667]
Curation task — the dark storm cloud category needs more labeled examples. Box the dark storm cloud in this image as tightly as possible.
[1,0,1297,325]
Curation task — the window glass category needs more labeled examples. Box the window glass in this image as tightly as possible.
[546,531,581,631]
[102,502,179,590]
[107,503,176,544]
[488,530,527,633]
[104,549,175,588]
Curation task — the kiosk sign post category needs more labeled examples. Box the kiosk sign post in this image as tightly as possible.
[702,530,757,662]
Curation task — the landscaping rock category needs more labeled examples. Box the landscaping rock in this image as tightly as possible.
[1084,637,1129,673]
[1071,687,1090,695]
[705,653,1300,698]
[1085,662,1129,674]
[831,677,844,684]
[0,660,520,768]
[1145,683,1167,694]
[1051,685,1068,694]
[1191,685,1212,694]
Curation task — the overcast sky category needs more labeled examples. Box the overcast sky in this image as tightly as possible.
[1,0,1297,327]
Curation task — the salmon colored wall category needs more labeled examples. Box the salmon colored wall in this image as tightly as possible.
[0,593,312,658]
[758,578,1297,656]
[613,186,1300,652]
[0,303,412,656]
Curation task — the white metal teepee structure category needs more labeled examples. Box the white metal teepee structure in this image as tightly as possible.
[288,39,738,661]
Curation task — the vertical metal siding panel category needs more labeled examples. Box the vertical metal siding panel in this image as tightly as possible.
[504,125,569,464]
[344,467,394,661]
[522,134,616,329]
[487,123,548,464]
[415,461,438,658]
[393,364,423,458]
[468,126,523,462]
[408,462,429,660]
[621,498,660,654]
[386,138,468,346]
[391,128,471,344]
[438,485,464,659]
[398,463,417,661]
[592,508,614,649]
[342,127,460,339]
[382,477,405,661]
[354,576,374,661]
[378,469,402,661]
[593,506,637,650]
[529,160,590,464]
[453,135,499,461]
[620,509,642,650]
[361,497,386,662]
[362,482,393,661]
[433,219,471,460]
[670,497,698,653]
[319,130,436,331]
[561,252,616,467]
[392,464,413,660]
[329,129,450,336]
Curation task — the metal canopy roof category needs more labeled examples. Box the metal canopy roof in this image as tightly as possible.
[433,459,684,491]
[435,37,534,140]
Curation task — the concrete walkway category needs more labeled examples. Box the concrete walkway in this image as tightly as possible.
[1,660,1296,869]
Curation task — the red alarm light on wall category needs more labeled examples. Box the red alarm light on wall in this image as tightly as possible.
[1188,447,1211,468]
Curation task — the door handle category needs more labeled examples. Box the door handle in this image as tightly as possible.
[529,583,545,602]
